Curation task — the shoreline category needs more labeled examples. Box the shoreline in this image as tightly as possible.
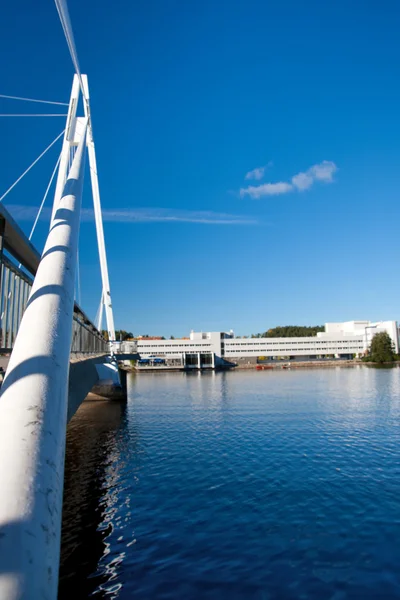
[120,360,400,374]
[236,359,359,370]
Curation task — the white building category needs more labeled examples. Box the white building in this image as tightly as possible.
[136,320,399,366]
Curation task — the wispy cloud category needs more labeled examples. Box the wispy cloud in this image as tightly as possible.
[244,161,273,181]
[240,182,293,199]
[95,208,257,225]
[240,160,337,199]
[6,205,258,226]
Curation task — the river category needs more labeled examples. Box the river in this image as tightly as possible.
[59,367,400,599]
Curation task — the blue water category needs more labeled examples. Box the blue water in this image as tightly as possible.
[59,367,400,599]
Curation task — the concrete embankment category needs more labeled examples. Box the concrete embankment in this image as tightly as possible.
[234,359,359,370]
[234,360,400,369]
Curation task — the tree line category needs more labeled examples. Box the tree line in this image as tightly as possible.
[101,330,171,341]
[102,330,134,341]
[251,325,325,338]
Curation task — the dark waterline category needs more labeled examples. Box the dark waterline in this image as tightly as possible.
[59,368,400,599]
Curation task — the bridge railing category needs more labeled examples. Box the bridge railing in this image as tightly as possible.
[0,254,108,354]
[71,306,109,354]
[0,255,32,350]
[0,200,108,355]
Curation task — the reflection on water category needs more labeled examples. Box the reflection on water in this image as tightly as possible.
[58,398,128,598]
[59,368,400,599]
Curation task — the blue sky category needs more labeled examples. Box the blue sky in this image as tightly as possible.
[1,0,400,336]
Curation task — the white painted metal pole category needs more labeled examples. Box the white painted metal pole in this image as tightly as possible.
[0,122,87,600]
[87,139,116,341]
[81,75,116,342]
[97,291,104,331]
[51,75,80,223]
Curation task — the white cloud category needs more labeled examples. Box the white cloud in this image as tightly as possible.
[244,161,273,181]
[245,166,265,181]
[240,182,293,199]
[6,205,258,226]
[240,160,338,199]
[291,171,314,191]
[292,160,337,191]
[308,160,337,182]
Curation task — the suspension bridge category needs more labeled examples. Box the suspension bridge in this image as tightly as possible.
[0,2,135,598]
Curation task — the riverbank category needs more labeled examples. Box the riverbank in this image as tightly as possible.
[119,359,400,374]
[235,359,400,369]
[237,359,358,370]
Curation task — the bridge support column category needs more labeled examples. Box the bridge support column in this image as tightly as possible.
[0,123,88,600]
[90,360,127,401]
[82,75,116,342]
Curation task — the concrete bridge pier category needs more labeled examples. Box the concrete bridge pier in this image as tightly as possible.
[0,354,128,424]
[67,355,129,421]
[88,359,127,403]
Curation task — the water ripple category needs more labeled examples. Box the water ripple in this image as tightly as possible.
[59,368,400,599]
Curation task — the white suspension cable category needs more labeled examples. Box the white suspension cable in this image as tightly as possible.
[0,130,64,203]
[53,0,87,100]
[0,93,68,106]
[29,152,62,241]
[0,114,68,117]
[17,152,62,268]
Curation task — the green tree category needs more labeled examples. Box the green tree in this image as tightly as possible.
[367,332,395,363]
[260,325,324,338]
[105,330,133,341]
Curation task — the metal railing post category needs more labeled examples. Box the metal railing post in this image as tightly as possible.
[0,122,88,600]
[1,267,9,349]
[6,272,15,349]
[0,264,6,348]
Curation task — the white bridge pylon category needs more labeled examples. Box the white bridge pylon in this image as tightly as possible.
[53,74,116,341]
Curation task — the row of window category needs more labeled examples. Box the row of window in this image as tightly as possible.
[227,345,362,349]
[139,348,365,357]
[234,344,363,348]
[139,342,364,351]
[138,341,363,349]
[226,340,363,346]
[227,347,364,353]
[138,343,212,348]
[140,351,212,356]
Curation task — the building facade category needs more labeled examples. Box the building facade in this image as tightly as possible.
[135,320,399,365]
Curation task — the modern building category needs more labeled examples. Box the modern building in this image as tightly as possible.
[135,321,399,367]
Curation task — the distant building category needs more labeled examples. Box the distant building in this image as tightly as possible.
[136,321,399,366]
